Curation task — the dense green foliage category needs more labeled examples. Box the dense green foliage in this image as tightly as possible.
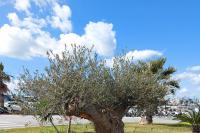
[17,46,179,132]
[136,58,179,123]
[176,105,200,132]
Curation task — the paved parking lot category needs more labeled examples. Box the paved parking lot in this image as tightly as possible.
[0,115,180,129]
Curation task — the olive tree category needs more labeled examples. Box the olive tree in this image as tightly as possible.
[17,46,177,133]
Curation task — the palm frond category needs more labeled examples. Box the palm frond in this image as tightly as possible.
[161,67,176,77]
[150,58,166,73]
[176,105,200,125]
[176,113,193,124]
[166,80,180,89]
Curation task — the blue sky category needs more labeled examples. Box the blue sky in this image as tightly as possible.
[0,0,200,97]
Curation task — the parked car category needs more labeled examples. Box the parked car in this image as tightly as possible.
[4,101,22,113]
[0,107,9,114]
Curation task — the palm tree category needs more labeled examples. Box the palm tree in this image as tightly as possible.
[0,63,10,108]
[176,105,200,133]
[149,58,180,94]
[140,58,180,124]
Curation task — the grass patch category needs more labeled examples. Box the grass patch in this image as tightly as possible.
[0,123,191,133]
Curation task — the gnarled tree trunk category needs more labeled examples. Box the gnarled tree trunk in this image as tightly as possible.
[68,104,125,133]
[93,115,124,133]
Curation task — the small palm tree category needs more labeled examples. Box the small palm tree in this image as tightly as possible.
[176,105,200,133]
[0,63,10,108]
[141,58,179,124]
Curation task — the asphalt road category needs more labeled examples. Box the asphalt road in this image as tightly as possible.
[0,115,180,130]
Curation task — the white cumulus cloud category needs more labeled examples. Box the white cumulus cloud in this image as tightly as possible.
[125,50,163,60]
[187,66,200,71]
[83,22,116,56]
[7,12,47,31]
[0,24,37,59]
[50,2,72,33]
[105,49,163,67]
[0,0,117,59]
[175,66,200,97]
[14,0,31,14]
[0,12,56,59]
[0,15,116,59]
[32,0,53,7]
[176,72,200,85]
[57,21,116,56]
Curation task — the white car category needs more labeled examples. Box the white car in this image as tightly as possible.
[4,101,22,112]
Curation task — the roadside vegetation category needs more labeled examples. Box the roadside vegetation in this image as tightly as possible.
[176,104,200,133]
[0,123,191,133]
